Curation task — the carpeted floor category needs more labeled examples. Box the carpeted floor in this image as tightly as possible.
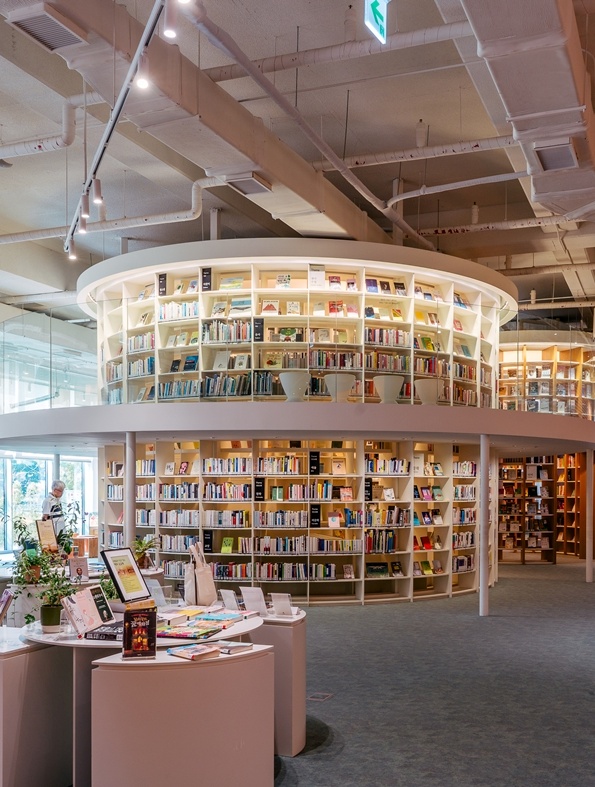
[275,558,595,786]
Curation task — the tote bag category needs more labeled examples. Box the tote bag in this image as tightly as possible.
[184,542,217,606]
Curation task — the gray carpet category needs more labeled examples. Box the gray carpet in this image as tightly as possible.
[275,558,595,786]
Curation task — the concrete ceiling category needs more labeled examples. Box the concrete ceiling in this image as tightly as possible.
[0,0,594,326]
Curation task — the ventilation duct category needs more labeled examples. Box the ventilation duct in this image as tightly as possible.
[533,138,579,172]
[6,3,87,51]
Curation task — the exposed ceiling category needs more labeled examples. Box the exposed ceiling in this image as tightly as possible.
[1,0,595,326]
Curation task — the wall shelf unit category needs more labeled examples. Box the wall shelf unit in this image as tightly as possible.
[78,239,516,411]
[497,456,556,564]
[99,438,485,604]
[499,332,595,418]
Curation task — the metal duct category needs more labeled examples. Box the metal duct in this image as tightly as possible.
[459,0,595,219]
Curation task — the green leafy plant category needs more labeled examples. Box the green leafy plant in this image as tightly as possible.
[98,571,119,601]
[12,549,45,587]
[133,535,158,569]
[37,561,75,607]
[57,500,80,556]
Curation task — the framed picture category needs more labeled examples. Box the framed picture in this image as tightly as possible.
[179,461,189,475]
[100,547,151,603]
[36,519,58,553]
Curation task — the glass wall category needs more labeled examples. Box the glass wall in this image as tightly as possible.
[0,451,97,551]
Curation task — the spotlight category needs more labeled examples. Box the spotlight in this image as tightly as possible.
[81,192,90,219]
[78,215,87,234]
[135,54,150,89]
[92,177,103,205]
[471,202,479,224]
[163,0,177,38]
[67,240,77,260]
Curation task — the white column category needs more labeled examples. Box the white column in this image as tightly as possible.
[479,434,490,616]
[124,433,136,547]
[52,452,60,482]
[586,449,593,583]
[210,208,221,240]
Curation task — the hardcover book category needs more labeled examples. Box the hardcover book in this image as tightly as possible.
[123,608,157,658]
[261,299,279,315]
[391,561,404,577]
[421,560,434,575]
[211,301,227,317]
[276,274,291,288]
[183,355,199,372]
[212,351,229,370]
[365,278,379,293]
[328,275,342,290]
[365,561,389,578]
[167,643,221,661]
[61,585,115,638]
[228,297,252,317]
[379,280,391,294]
[286,301,301,315]
[219,275,244,290]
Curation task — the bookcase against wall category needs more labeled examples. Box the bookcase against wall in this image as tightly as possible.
[497,456,556,564]
[90,255,506,409]
[99,438,483,604]
[499,333,595,418]
[555,453,586,557]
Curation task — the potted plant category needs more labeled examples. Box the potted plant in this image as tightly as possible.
[37,560,75,633]
[12,514,38,553]
[132,535,158,569]
[11,548,47,625]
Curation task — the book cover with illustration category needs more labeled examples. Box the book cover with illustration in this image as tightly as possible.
[122,608,157,658]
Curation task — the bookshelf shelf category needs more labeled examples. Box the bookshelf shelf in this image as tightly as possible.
[497,455,556,564]
[98,437,483,603]
[85,243,513,409]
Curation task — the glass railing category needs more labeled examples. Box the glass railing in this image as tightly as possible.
[1,303,594,420]
[0,308,98,414]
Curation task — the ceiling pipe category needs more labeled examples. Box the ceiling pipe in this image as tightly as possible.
[181,2,435,252]
[313,135,518,172]
[386,170,528,207]
[0,177,219,246]
[499,260,595,277]
[519,299,595,310]
[1,291,78,305]
[419,214,571,236]
[203,20,473,82]
[0,92,104,159]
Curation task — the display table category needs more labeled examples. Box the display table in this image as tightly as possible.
[22,615,264,787]
[0,628,72,786]
[249,610,307,757]
[91,646,275,787]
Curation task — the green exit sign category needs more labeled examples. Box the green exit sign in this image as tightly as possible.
[364,0,390,44]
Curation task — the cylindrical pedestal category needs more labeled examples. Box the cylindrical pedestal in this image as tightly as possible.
[415,377,439,405]
[324,373,356,402]
[373,374,405,403]
[279,371,310,402]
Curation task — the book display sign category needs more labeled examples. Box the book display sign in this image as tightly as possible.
[309,451,320,475]
[36,519,58,553]
[201,267,212,291]
[101,547,152,603]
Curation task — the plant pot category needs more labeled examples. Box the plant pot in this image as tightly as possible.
[324,373,356,402]
[23,565,41,584]
[415,378,439,405]
[373,375,405,403]
[279,371,310,402]
[40,604,62,633]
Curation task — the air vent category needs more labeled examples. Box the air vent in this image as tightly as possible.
[533,138,579,172]
[6,3,87,51]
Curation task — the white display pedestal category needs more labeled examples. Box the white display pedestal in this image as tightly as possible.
[248,611,307,757]
[279,371,310,401]
[373,374,405,403]
[324,373,356,402]
[22,616,264,787]
[91,647,275,787]
[0,628,72,787]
